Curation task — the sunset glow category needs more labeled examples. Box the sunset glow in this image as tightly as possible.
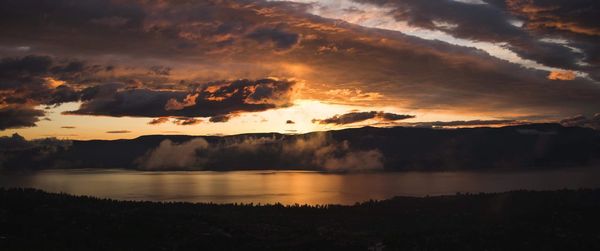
[1,2,600,249]
[0,0,599,139]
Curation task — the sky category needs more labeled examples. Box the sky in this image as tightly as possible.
[1,0,599,139]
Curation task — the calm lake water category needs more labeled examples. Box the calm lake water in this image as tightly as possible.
[2,168,600,205]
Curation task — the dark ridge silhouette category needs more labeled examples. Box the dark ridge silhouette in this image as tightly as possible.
[1,188,600,250]
[1,123,600,171]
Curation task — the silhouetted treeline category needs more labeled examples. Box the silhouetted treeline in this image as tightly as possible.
[1,188,600,250]
[1,123,600,171]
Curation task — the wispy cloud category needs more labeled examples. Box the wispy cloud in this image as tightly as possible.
[106,130,131,134]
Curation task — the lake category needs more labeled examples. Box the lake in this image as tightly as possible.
[2,168,600,205]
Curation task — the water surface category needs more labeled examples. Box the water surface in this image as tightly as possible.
[2,168,600,205]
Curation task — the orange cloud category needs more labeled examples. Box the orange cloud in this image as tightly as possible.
[44,77,65,88]
[528,21,600,36]
[165,93,199,111]
[148,117,170,125]
[507,0,600,36]
[173,117,202,126]
[548,70,576,81]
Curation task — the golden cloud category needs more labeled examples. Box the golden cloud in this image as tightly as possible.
[548,70,576,81]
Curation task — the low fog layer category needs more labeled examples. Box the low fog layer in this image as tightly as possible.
[137,133,383,172]
[1,124,599,172]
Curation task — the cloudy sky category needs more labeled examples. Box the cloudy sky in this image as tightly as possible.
[0,0,599,139]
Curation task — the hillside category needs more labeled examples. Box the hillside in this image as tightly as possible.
[1,124,599,171]
[1,188,600,250]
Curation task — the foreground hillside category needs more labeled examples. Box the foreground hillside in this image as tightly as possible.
[1,188,600,250]
[2,124,600,171]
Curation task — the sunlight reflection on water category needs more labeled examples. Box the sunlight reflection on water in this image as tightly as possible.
[2,168,600,205]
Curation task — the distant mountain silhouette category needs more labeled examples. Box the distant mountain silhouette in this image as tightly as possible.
[1,124,599,171]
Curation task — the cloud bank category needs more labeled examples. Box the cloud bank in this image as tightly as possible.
[67,78,298,119]
[137,133,383,172]
[1,0,600,132]
[138,138,209,170]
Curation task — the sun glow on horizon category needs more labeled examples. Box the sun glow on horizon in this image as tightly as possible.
[0,99,509,140]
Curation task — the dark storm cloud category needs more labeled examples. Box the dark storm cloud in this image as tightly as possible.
[45,85,81,105]
[378,112,415,121]
[486,0,600,37]
[79,83,123,101]
[0,55,109,129]
[209,115,232,123]
[487,0,600,79]
[314,111,379,125]
[0,0,309,60]
[0,0,599,125]
[313,111,414,125]
[358,0,520,38]
[0,0,146,54]
[0,55,99,104]
[0,106,45,130]
[246,27,301,50]
[296,26,600,116]
[173,118,202,126]
[67,78,297,118]
[148,66,171,76]
[148,117,169,125]
[0,55,51,89]
[492,0,600,75]
[355,0,591,73]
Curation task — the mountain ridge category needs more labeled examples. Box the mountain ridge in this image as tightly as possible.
[1,123,599,171]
